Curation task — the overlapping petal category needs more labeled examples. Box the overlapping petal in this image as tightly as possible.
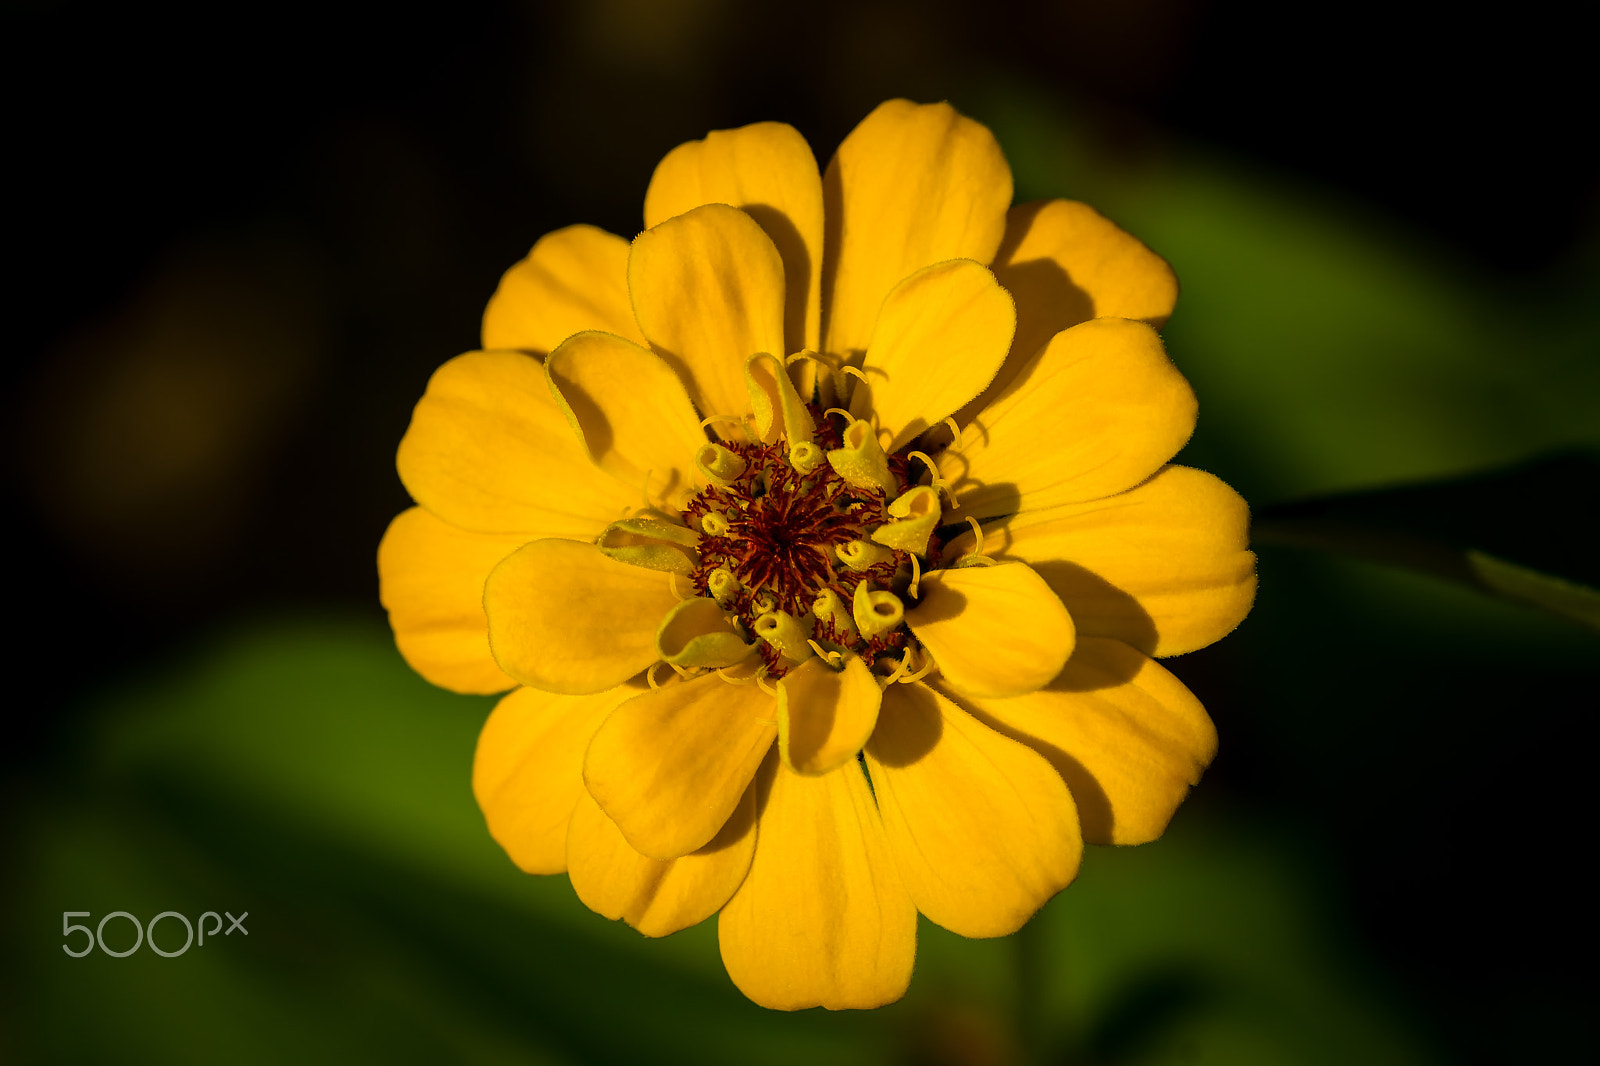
[947,638,1216,845]
[821,99,1012,358]
[719,755,917,1010]
[865,682,1081,937]
[395,99,1247,1016]
[584,671,777,860]
[481,224,647,354]
[940,318,1196,518]
[963,200,1178,417]
[567,787,757,938]
[948,466,1256,657]
[904,562,1075,698]
[544,331,707,505]
[396,350,637,535]
[484,540,682,694]
[644,122,824,355]
[777,654,881,775]
[629,204,788,430]
[473,683,632,874]
[377,507,523,694]
[849,259,1015,454]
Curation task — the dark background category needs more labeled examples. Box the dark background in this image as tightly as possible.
[4,2,1596,1063]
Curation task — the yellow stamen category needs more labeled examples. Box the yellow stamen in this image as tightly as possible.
[790,439,824,474]
[805,639,845,670]
[707,565,740,607]
[852,581,904,640]
[812,588,858,638]
[826,417,897,495]
[953,515,1000,568]
[838,538,893,571]
[755,671,778,698]
[906,450,945,490]
[942,416,962,451]
[753,610,815,663]
[656,597,755,670]
[872,485,942,555]
[823,406,853,424]
[597,515,700,575]
[908,554,923,599]
[646,661,668,691]
[695,443,747,486]
[698,413,743,431]
[716,665,758,685]
[900,649,935,684]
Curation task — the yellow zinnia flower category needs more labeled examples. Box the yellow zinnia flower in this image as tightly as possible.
[378,99,1256,1011]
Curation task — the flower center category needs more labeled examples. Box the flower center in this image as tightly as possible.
[681,412,918,677]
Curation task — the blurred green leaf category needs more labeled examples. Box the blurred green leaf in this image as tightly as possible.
[7,616,1440,1064]
[1252,452,1600,630]
[976,85,1600,509]
[9,618,884,1066]
[1466,552,1600,630]
[1016,811,1434,1066]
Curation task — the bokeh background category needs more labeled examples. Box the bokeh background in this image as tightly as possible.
[4,1,1596,1063]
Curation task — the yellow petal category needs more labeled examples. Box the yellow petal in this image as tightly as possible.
[950,465,1256,657]
[644,122,823,355]
[905,562,1074,698]
[583,672,777,860]
[377,507,522,694]
[481,224,648,354]
[473,683,631,874]
[629,204,787,430]
[396,349,635,535]
[719,755,916,1011]
[821,100,1012,359]
[849,259,1015,454]
[777,655,882,775]
[865,682,1081,937]
[566,785,756,938]
[963,200,1178,419]
[941,318,1197,517]
[544,331,707,505]
[944,637,1217,845]
[483,539,681,694]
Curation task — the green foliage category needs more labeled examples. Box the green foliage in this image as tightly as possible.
[10,619,1424,1064]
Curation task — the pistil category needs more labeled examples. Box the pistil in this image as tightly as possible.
[682,408,933,676]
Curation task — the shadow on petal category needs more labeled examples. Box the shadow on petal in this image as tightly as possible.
[991,253,1093,359]
[698,774,760,857]
[906,584,965,625]
[1018,559,1157,671]
[960,709,1115,843]
[740,202,813,347]
[864,685,943,769]
[946,470,1023,521]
